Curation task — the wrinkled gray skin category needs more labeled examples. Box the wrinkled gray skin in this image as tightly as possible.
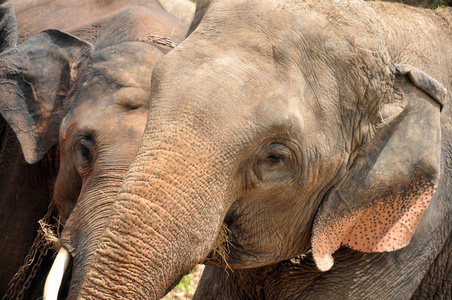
[0,0,189,298]
[78,0,451,299]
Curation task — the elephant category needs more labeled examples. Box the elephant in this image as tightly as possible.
[75,0,451,299]
[0,1,59,299]
[12,0,194,43]
[0,0,192,298]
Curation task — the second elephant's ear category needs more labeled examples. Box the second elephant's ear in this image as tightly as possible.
[0,29,92,164]
[0,0,17,52]
[311,64,447,272]
[187,0,213,36]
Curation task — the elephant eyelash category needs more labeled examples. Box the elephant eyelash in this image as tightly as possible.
[264,154,286,166]
[80,142,93,165]
[75,134,96,173]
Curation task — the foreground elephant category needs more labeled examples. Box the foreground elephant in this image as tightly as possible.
[77,0,451,299]
[0,0,190,298]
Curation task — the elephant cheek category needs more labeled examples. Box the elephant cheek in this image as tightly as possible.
[53,168,82,224]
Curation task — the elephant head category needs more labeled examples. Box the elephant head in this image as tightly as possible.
[0,4,188,299]
[79,0,450,298]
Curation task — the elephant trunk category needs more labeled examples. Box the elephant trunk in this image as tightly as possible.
[78,128,232,299]
[56,173,134,298]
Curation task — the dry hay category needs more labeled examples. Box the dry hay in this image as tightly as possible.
[210,223,234,271]
[38,217,62,251]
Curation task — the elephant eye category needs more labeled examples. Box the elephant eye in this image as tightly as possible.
[255,143,294,183]
[75,135,95,174]
[80,142,93,165]
[266,154,285,166]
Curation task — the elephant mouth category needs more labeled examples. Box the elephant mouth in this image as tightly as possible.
[202,222,274,269]
[202,223,235,267]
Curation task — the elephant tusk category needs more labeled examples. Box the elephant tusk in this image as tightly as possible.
[43,247,71,300]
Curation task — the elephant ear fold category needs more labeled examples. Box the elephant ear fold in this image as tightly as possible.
[311,64,447,272]
[0,29,92,164]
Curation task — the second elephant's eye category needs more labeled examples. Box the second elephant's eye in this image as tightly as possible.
[75,135,95,174]
[80,142,93,165]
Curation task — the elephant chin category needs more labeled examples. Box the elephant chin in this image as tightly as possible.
[202,223,276,269]
[43,247,72,300]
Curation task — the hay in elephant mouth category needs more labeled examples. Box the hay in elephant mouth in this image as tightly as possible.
[39,218,62,250]
[204,223,233,269]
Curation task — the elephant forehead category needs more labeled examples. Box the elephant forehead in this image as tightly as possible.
[173,0,390,135]
[74,85,149,123]
[58,44,157,141]
[75,46,159,109]
[59,95,148,149]
[59,76,150,142]
[207,0,378,26]
[73,74,151,114]
[196,0,388,74]
[91,46,156,89]
[202,0,339,44]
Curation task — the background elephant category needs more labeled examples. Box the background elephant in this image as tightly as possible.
[76,0,451,299]
[13,0,195,42]
[0,0,192,298]
[0,1,59,298]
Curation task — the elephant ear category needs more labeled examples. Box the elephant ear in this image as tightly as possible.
[187,0,213,36]
[0,0,17,52]
[311,64,447,272]
[0,29,92,164]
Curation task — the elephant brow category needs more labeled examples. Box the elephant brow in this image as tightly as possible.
[63,122,77,141]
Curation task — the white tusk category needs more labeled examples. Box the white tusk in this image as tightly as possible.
[44,247,71,300]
